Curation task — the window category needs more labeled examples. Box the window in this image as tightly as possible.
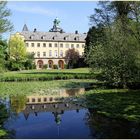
[38,98,41,102]
[74,36,79,41]
[44,98,47,102]
[30,35,34,39]
[43,52,46,57]
[54,50,57,57]
[37,43,40,47]
[64,37,67,40]
[76,44,79,48]
[32,98,35,102]
[71,44,74,48]
[49,43,52,47]
[82,44,85,48]
[37,52,40,57]
[65,44,69,48]
[60,44,63,48]
[49,97,53,101]
[31,43,34,47]
[60,50,63,57]
[26,43,28,47]
[43,43,46,47]
[55,43,57,47]
[49,50,52,57]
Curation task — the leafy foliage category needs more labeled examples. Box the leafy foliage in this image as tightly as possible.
[65,48,80,68]
[0,1,13,37]
[0,40,9,72]
[86,1,140,88]
[9,34,26,61]
[8,35,35,71]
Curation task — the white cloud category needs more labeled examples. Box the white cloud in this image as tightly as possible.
[8,3,59,16]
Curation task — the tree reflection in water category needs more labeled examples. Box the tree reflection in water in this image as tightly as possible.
[10,95,27,115]
[86,108,140,139]
[0,102,12,138]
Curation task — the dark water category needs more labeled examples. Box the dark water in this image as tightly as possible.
[1,88,140,139]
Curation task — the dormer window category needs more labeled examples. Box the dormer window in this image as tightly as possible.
[74,36,79,41]
[64,36,69,40]
[41,36,45,40]
[52,36,55,40]
[30,35,34,39]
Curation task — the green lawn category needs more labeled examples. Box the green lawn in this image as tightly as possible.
[0,68,97,82]
[4,68,90,75]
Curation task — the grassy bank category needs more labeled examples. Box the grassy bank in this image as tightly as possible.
[0,68,98,82]
[85,89,140,122]
[0,79,96,97]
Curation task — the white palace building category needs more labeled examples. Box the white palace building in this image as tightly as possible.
[11,18,87,69]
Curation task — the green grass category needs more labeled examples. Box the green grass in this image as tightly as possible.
[85,89,140,122]
[0,68,97,82]
[5,68,90,75]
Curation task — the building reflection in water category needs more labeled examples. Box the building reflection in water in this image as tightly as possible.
[10,88,85,125]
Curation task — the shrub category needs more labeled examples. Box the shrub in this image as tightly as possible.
[53,64,58,69]
[43,64,48,69]
[64,64,68,69]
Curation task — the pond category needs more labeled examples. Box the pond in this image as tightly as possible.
[1,88,140,139]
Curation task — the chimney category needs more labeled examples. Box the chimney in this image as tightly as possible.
[34,28,37,32]
[75,30,78,34]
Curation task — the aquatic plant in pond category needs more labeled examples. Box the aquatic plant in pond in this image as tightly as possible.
[0,79,96,97]
[85,89,140,122]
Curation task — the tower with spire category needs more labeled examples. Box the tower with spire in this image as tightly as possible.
[22,24,29,32]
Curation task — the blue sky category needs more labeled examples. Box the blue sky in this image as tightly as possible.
[4,1,98,39]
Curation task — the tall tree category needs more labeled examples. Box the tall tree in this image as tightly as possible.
[0,40,8,72]
[8,34,27,71]
[86,1,140,88]
[9,34,26,61]
[0,1,13,72]
[0,1,13,36]
[85,24,106,59]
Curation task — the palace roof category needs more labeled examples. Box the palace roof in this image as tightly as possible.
[20,31,87,42]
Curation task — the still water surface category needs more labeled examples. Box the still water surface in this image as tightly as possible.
[1,88,140,139]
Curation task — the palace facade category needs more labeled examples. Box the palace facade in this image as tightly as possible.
[11,18,87,69]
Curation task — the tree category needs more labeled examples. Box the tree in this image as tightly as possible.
[9,34,26,61]
[0,40,8,72]
[65,48,80,68]
[8,34,27,70]
[86,1,140,88]
[24,53,36,70]
[0,1,13,72]
[85,24,106,59]
[0,1,13,37]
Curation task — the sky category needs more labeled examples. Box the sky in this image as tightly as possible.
[4,1,98,39]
